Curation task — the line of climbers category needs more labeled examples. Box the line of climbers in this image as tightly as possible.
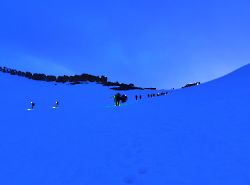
[30,91,169,109]
[135,92,169,100]
[114,91,169,107]
[114,91,169,106]
[30,91,171,109]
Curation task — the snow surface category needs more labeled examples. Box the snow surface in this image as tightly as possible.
[0,64,250,185]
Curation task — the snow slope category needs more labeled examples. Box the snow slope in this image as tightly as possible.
[0,64,250,185]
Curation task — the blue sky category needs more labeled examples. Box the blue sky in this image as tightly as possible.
[0,0,250,88]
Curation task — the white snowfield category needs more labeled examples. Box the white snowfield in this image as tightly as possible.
[0,64,250,185]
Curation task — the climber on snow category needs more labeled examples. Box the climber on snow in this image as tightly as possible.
[55,101,59,108]
[114,93,121,106]
[114,93,128,106]
[31,101,35,109]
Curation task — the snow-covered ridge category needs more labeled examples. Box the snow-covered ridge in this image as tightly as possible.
[0,64,249,185]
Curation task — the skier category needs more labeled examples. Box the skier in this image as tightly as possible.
[139,95,142,100]
[135,95,138,101]
[114,93,121,106]
[31,102,35,109]
[55,101,59,108]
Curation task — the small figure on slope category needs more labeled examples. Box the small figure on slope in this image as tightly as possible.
[55,101,59,108]
[114,93,121,106]
[31,102,35,110]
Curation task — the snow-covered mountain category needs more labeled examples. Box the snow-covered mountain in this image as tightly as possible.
[0,64,250,185]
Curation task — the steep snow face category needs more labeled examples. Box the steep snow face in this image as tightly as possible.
[0,64,250,185]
